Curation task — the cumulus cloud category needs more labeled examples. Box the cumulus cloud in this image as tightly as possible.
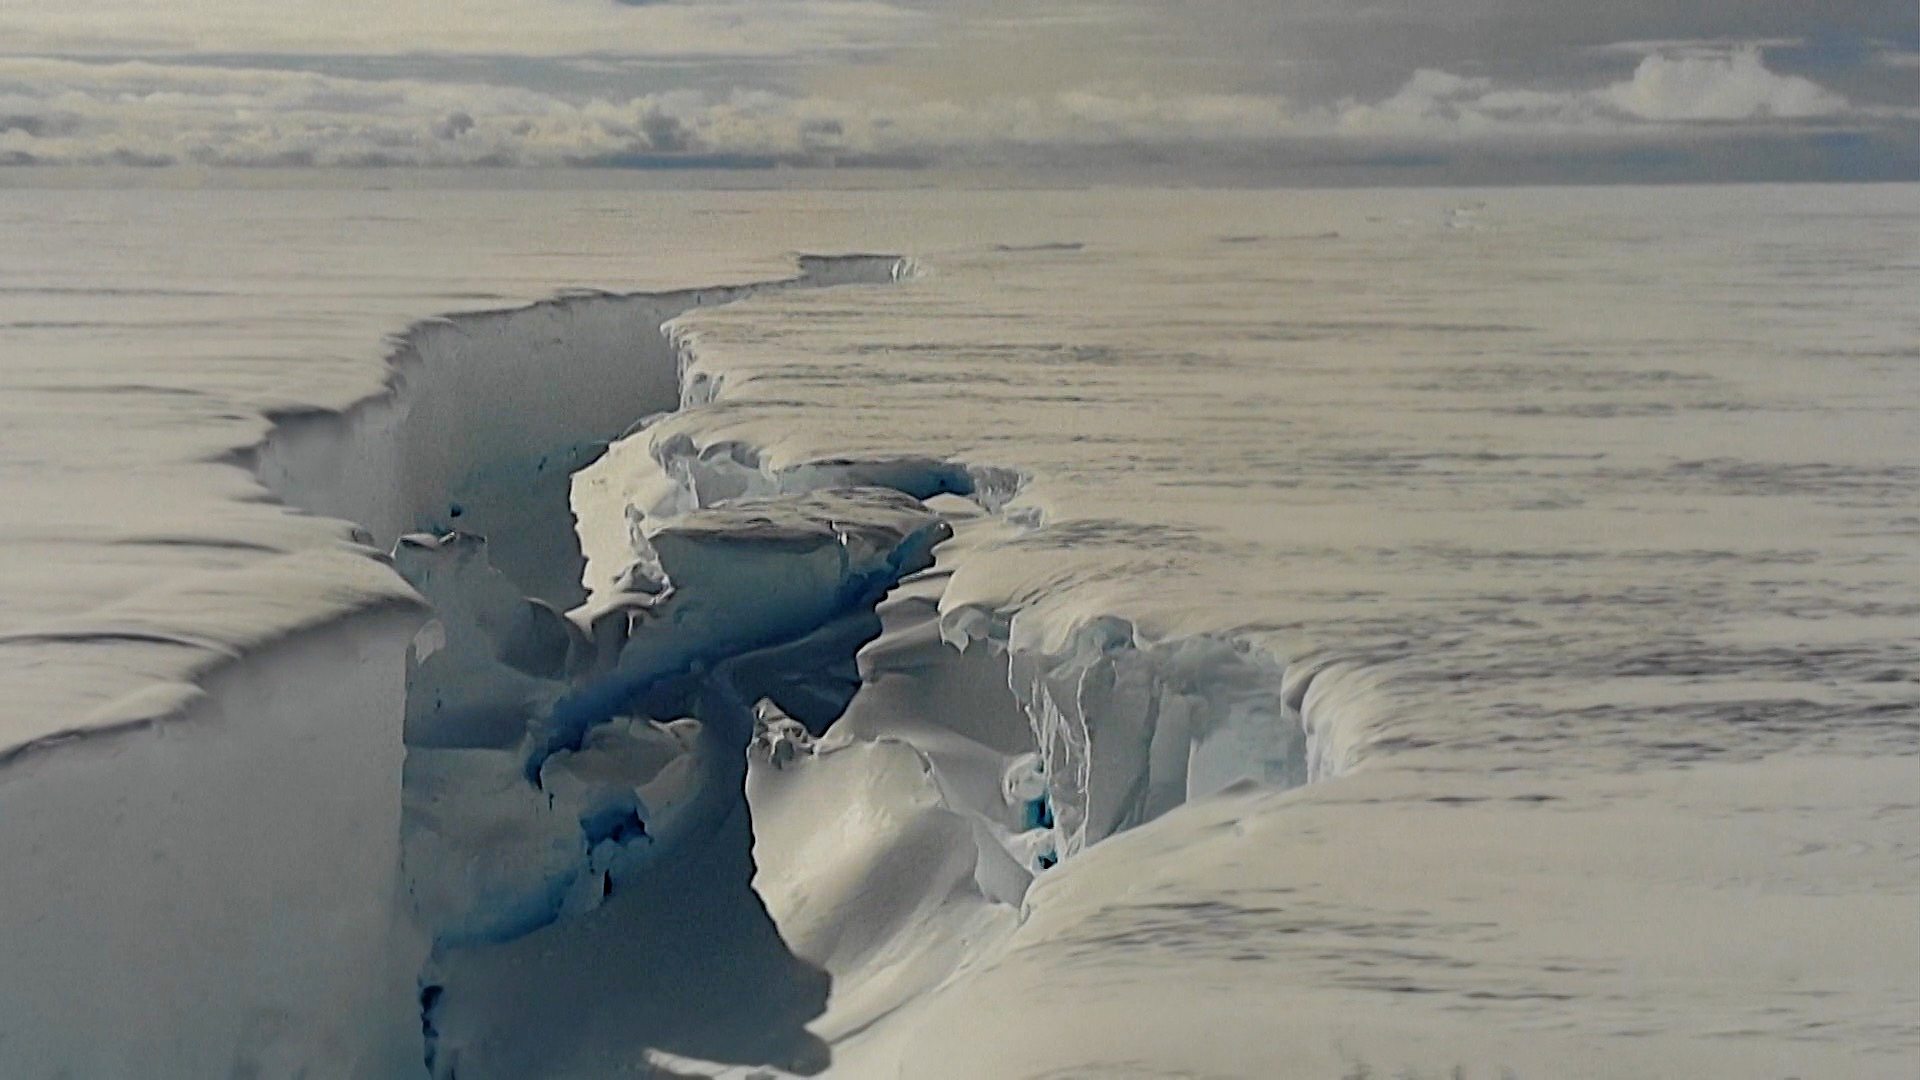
[1606,47,1849,120]
[1334,45,1856,137]
[0,57,1314,168]
[0,0,1912,181]
[0,40,1902,177]
[432,111,477,142]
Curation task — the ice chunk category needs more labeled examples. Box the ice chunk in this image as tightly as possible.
[404,486,951,958]
[534,487,950,768]
[393,532,578,750]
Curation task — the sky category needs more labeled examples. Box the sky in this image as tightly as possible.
[1,0,1916,181]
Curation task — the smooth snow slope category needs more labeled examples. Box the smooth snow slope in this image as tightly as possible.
[0,182,1916,1077]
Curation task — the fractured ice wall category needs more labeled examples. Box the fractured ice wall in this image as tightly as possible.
[398,487,953,955]
[994,616,1310,857]
[404,486,967,1077]
[585,404,1330,869]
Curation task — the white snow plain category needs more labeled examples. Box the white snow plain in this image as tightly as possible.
[1,182,1918,1078]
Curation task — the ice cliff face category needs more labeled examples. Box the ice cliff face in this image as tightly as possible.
[0,603,425,1078]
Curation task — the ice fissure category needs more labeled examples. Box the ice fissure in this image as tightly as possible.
[247,251,1328,1075]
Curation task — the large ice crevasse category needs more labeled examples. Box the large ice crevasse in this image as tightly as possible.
[139,253,920,1076]
[220,247,1346,1074]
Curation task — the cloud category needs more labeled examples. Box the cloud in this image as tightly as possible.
[1333,45,1857,136]
[0,0,925,58]
[0,112,81,138]
[432,111,477,141]
[0,42,1903,178]
[1606,46,1849,120]
[639,109,693,153]
[0,0,1911,180]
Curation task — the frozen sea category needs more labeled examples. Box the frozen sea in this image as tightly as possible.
[1,179,1917,1078]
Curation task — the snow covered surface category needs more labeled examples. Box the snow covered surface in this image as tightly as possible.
[1,182,1917,1076]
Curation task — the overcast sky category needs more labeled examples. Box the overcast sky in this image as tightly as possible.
[1,0,1916,180]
